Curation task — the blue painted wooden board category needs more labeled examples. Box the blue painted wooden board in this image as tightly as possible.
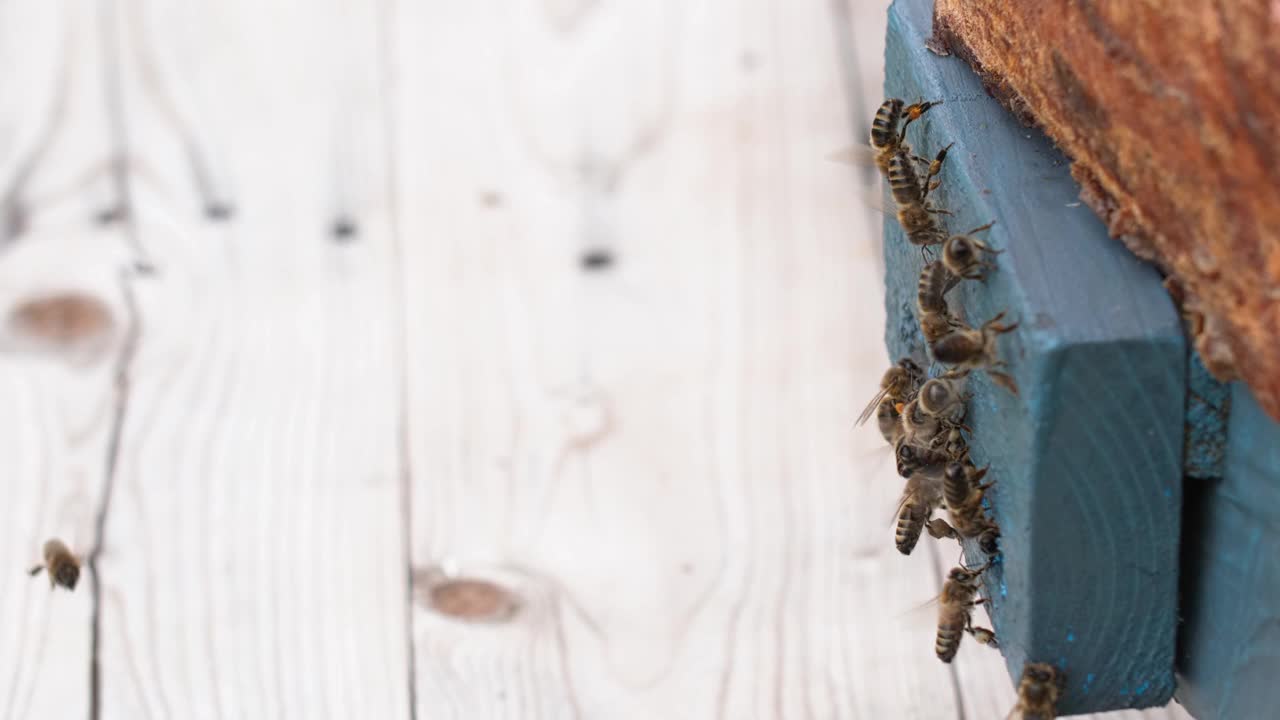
[1177,382,1280,720]
[882,0,1186,713]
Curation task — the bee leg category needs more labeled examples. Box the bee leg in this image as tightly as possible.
[927,518,957,540]
[987,370,1020,396]
[28,564,45,577]
[963,220,996,237]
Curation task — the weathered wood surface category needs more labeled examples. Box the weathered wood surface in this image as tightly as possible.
[884,0,1189,714]
[0,0,1198,718]
[929,0,1280,423]
[1178,383,1280,720]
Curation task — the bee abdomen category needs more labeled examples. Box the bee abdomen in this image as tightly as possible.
[887,154,922,205]
[935,623,963,662]
[895,501,926,555]
[917,262,948,314]
[869,99,904,149]
[930,331,979,364]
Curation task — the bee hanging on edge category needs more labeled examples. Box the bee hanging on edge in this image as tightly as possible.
[894,470,945,556]
[1007,662,1064,720]
[931,311,1021,395]
[856,358,925,427]
[887,148,953,252]
[927,461,1002,555]
[942,221,1002,281]
[935,560,997,663]
[917,261,964,346]
[29,538,81,591]
[868,98,942,179]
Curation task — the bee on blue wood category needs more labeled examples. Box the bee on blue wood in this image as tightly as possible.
[1007,662,1063,720]
[868,98,942,180]
[928,460,1001,555]
[28,539,80,591]
[894,467,945,555]
[918,261,965,347]
[942,221,1002,281]
[856,358,925,427]
[931,311,1021,395]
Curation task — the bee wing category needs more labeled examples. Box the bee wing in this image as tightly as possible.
[894,589,944,625]
[825,144,876,168]
[855,385,891,427]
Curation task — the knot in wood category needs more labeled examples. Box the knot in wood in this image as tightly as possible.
[8,292,114,351]
[428,578,520,623]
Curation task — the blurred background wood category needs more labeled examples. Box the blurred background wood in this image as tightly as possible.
[930,0,1280,423]
[0,0,1196,718]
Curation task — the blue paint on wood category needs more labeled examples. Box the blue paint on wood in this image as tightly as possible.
[1177,383,1280,720]
[882,0,1185,713]
[1184,351,1231,479]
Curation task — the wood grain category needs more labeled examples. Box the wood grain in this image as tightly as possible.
[1178,383,1280,720]
[87,0,411,717]
[930,0,1280,423]
[0,2,135,718]
[0,0,1203,718]
[392,1,975,717]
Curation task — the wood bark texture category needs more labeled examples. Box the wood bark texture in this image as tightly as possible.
[930,0,1280,422]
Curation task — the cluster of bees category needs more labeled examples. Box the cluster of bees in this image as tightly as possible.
[857,98,1063,719]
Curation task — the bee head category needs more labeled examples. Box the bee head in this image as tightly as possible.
[54,563,80,591]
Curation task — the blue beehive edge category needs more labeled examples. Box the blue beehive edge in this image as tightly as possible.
[882,0,1185,713]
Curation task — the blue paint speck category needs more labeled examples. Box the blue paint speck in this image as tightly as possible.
[1000,580,1007,598]
[1135,681,1151,696]
[1066,631,1075,643]
[1082,673,1096,694]
[1163,486,1172,498]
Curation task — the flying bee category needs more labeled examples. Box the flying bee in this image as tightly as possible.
[917,261,964,346]
[935,560,996,663]
[894,471,945,555]
[887,149,952,251]
[931,311,1020,395]
[876,396,905,446]
[927,461,1001,554]
[942,221,1002,280]
[1007,662,1064,720]
[856,358,925,427]
[28,538,81,591]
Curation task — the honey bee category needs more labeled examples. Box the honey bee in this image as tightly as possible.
[927,461,1001,554]
[1007,662,1063,720]
[888,149,952,250]
[935,561,996,663]
[917,261,964,345]
[893,434,950,480]
[901,397,967,456]
[942,221,1002,280]
[856,358,925,427]
[869,98,941,178]
[931,311,1020,395]
[917,375,968,424]
[28,538,81,591]
[876,396,904,446]
[895,471,945,555]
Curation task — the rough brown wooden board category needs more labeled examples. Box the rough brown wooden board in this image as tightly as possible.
[929,0,1280,423]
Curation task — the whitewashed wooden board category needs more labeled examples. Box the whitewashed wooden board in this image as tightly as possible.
[0,0,1197,719]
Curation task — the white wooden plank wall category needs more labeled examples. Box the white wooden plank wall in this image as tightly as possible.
[0,0,1196,719]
